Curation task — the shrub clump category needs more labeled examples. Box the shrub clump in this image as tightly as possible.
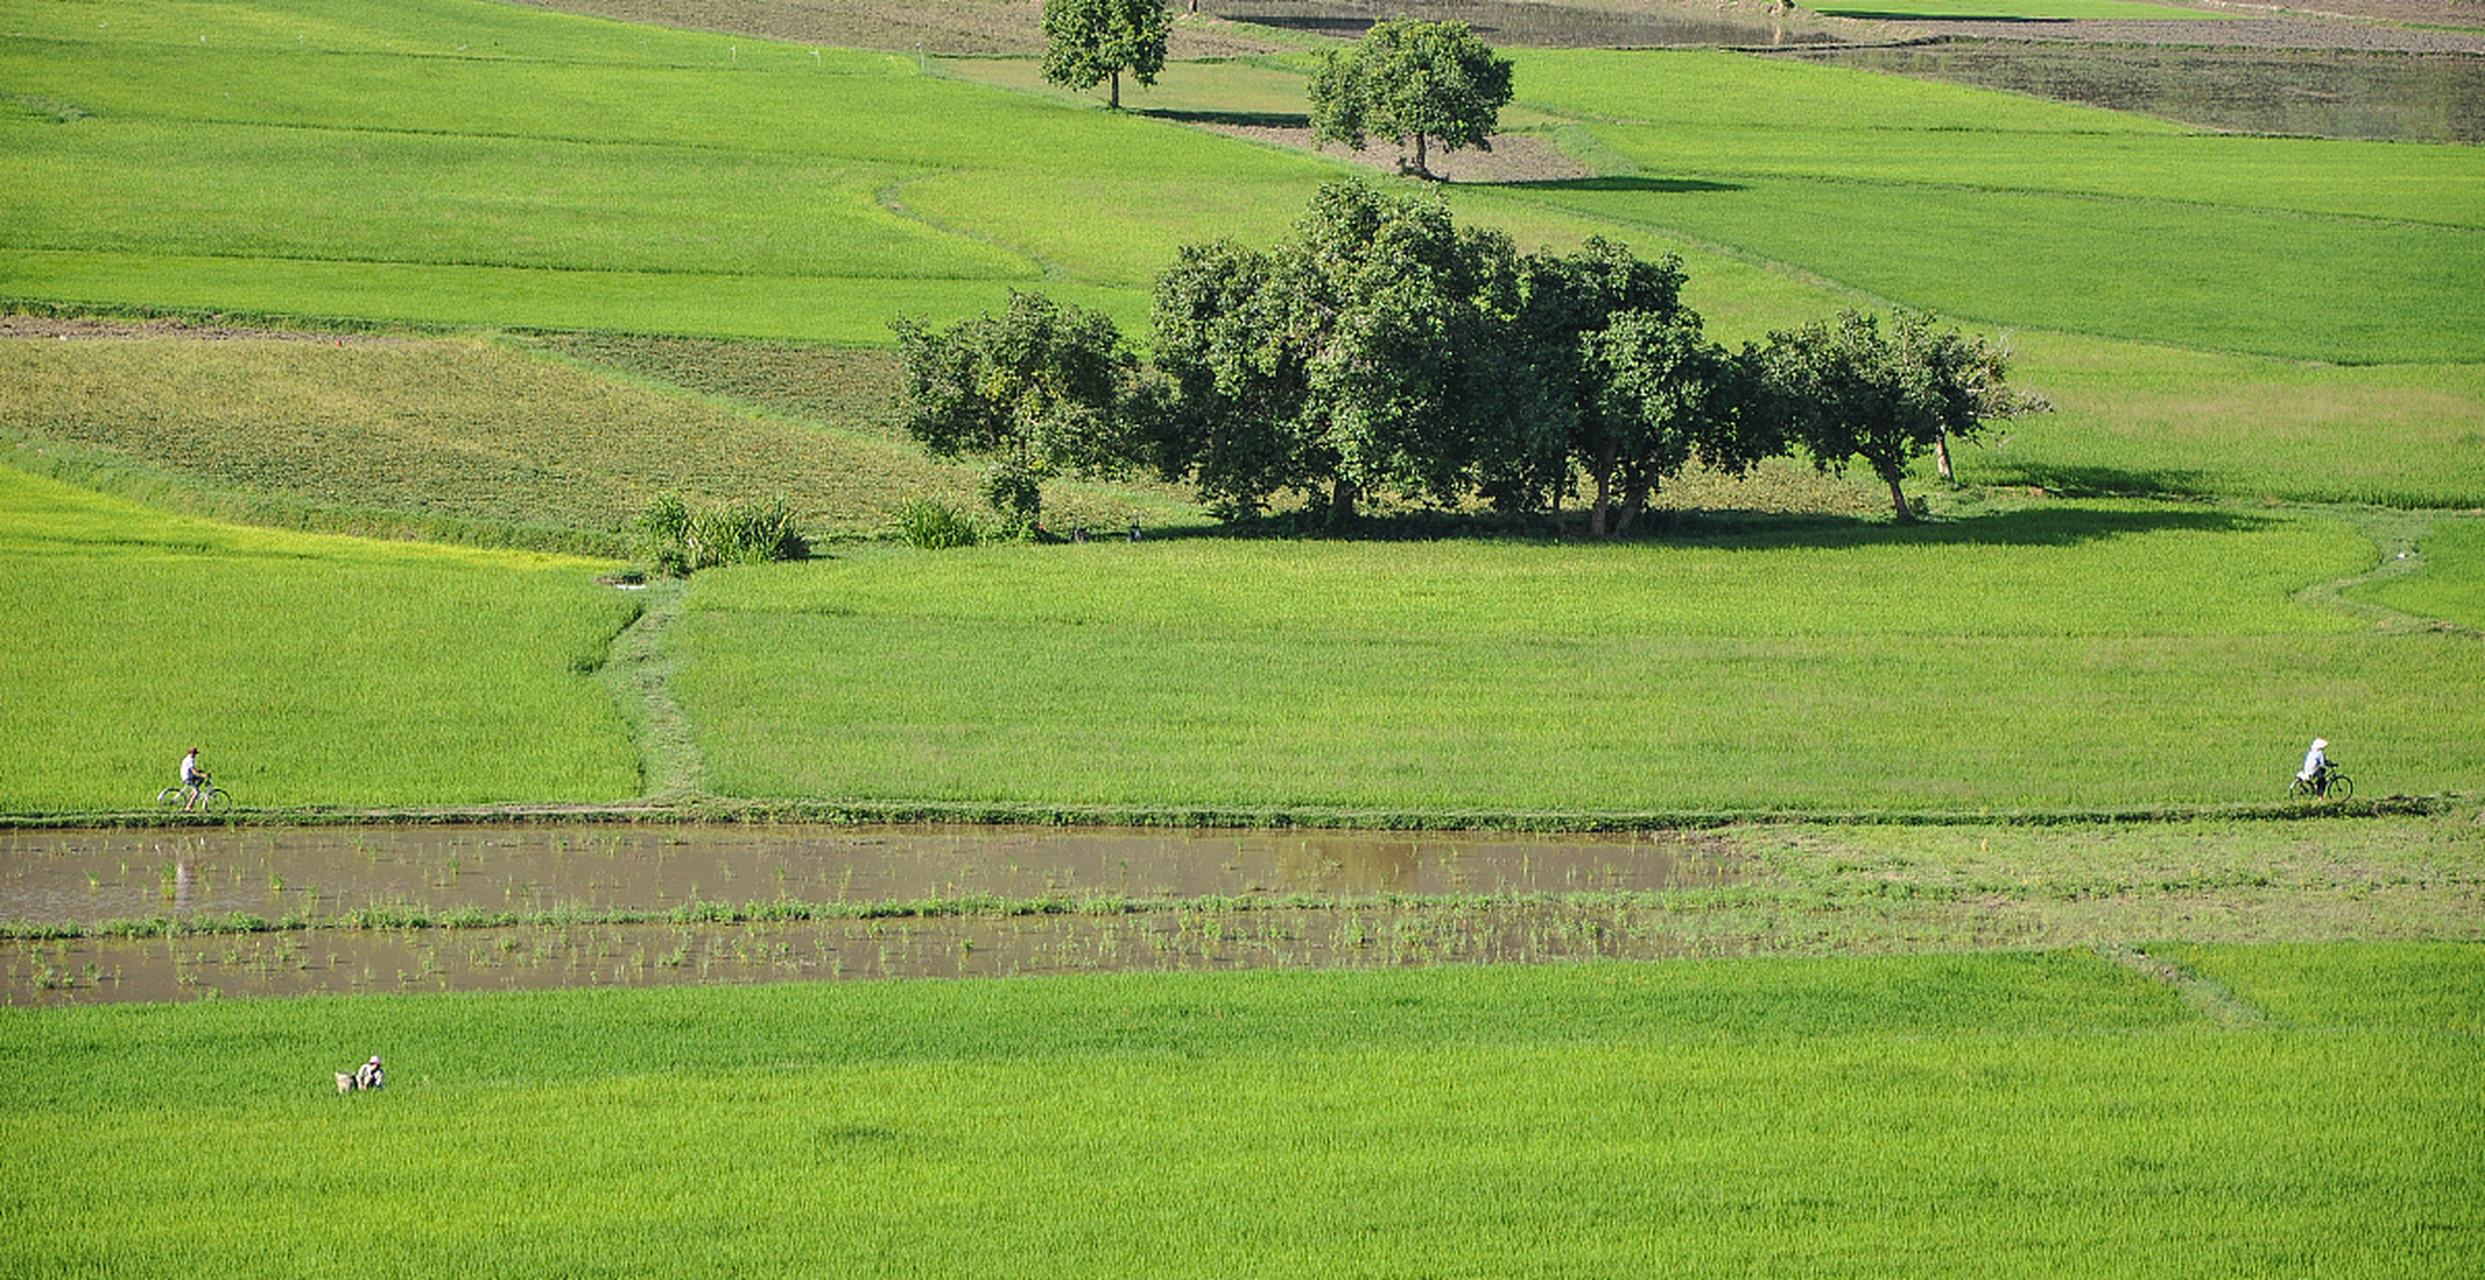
[892,497,983,550]
[637,492,807,576]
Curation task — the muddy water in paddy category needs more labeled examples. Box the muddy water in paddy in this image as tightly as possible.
[1,825,1739,1004]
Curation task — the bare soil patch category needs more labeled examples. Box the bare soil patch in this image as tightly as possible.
[1882,15,2485,52]
[2205,0,2485,25]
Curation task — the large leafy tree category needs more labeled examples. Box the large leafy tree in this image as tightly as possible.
[1475,238,1689,531]
[1760,309,2042,521]
[1582,308,1756,537]
[1308,18,1514,180]
[1150,181,1516,525]
[1040,0,1171,110]
[890,290,1139,533]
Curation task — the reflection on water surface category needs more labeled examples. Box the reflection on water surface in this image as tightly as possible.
[1,824,1738,1003]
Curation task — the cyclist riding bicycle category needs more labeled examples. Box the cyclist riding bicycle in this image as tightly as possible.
[177,746,211,812]
[2297,738,2330,791]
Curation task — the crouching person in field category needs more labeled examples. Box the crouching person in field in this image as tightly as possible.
[336,1055,385,1093]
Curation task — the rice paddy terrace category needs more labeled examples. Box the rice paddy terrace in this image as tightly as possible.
[1,0,2480,1271]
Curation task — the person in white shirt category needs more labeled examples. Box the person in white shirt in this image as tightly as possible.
[2298,738,2330,786]
[177,747,210,811]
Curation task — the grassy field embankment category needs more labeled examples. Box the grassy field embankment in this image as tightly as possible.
[1,942,2475,1275]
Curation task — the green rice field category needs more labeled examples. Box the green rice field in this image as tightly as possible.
[2,0,2481,1271]
[0,466,638,812]
[5,0,2479,513]
[673,517,2485,814]
[1,943,2476,1276]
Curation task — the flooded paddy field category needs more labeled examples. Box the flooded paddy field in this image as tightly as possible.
[0,824,1740,1004]
[1800,42,2485,143]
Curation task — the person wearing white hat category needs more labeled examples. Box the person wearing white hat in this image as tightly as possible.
[2298,738,2330,786]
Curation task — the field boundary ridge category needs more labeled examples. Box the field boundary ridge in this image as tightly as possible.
[3,791,2461,832]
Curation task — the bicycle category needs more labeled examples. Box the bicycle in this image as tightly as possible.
[157,780,233,815]
[2288,764,2353,802]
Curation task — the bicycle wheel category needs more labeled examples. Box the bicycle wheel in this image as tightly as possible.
[2289,776,2313,800]
[2325,774,2353,802]
[156,786,186,808]
[201,787,233,815]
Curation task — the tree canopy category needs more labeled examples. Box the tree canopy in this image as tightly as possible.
[1308,19,1514,180]
[891,186,2040,537]
[1760,310,2044,521]
[1149,181,1516,524]
[890,291,1140,532]
[1040,0,1171,110]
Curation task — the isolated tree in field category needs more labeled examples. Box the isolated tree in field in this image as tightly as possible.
[1308,19,1514,180]
[1041,0,1171,109]
[1760,309,2042,521]
[891,291,1139,533]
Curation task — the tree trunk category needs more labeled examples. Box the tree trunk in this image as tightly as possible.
[1935,428,1954,483]
[1412,132,1429,180]
[1589,445,1616,538]
[1619,472,1651,536]
[1109,68,1121,110]
[1328,475,1357,529]
[1883,467,1914,521]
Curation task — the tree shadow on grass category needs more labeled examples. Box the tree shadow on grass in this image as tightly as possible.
[1492,175,1747,195]
[1138,108,1313,129]
[1974,462,2218,501]
[1132,499,2290,551]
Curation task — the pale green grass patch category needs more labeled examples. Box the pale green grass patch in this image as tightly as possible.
[0,248,1155,343]
[0,466,639,812]
[1966,333,2485,508]
[1493,50,2485,363]
[0,333,986,538]
[2351,518,2485,630]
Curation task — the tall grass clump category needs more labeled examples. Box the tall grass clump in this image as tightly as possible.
[637,492,806,576]
[892,497,983,549]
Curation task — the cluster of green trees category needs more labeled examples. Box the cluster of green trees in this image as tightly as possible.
[894,181,2041,533]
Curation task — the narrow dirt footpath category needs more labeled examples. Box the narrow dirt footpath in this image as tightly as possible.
[597,578,707,801]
